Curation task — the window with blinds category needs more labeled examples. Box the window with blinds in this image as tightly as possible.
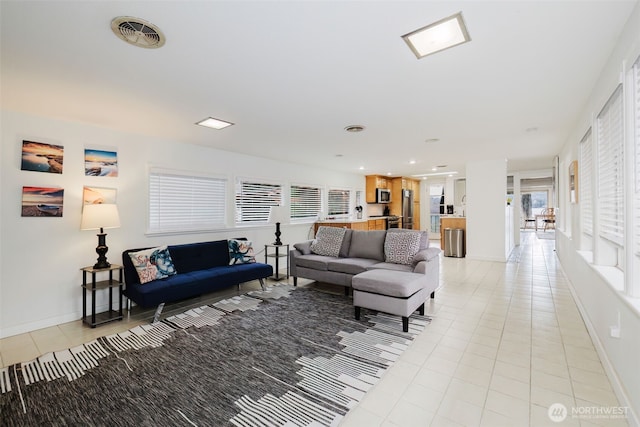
[597,84,624,246]
[148,170,227,233]
[580,129,593,236]
[328,188,351,216]
[634,56,640,257]
[290,185,321,221]
[235,179,283,224]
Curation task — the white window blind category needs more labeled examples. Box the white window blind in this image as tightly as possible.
[634,57,640,257]
[149,170,226,233]
[328,188,351,216]
[235,179,282,224]
[580,129,593,235]
[290,185,321,221]
[597,84,624,246]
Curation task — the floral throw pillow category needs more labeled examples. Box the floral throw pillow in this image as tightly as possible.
[228,239,256,265]
[128,245,177,284]
[310,226,346,257]
[384,231,422,265]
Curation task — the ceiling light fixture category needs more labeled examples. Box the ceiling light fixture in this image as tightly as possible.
[425,138,440,143]
[412,171,459,177]
[345,125,366,133]
[402,12,471,59]
[196,117,234,130]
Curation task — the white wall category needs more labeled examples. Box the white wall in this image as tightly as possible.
[0,110,364,338]
[466,159,509,261]
[556,1,640,423]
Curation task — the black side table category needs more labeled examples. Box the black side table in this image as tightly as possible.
[264,243,290,280]
[81,264,123,327]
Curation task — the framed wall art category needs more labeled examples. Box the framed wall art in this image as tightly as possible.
[84,148,118,177]
[20,140,64,174]
[569,160,578,204]
[83,186,117,205]
[21,186,64,217]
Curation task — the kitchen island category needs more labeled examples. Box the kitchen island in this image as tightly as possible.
[439,216,466,254]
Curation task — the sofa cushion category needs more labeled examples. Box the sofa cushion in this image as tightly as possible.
[311,226,346,257]
[294,254,335,271]
[387,228,429,249]
[228,239,255,265]
[339,229,353,258]
[348,230,386,261]
[168,240,230,273]
[367,262,414,273]
[294,240,313,255]
[352,269,425,298]
[384,230,422,265]
[327,258,379,275]
[128,246,177,284]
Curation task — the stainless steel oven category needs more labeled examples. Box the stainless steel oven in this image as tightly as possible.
[387,215,400,229]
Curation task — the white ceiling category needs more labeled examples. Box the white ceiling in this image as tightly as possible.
[1,1,637,178]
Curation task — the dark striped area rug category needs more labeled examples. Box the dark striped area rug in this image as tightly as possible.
[0,284,430,426]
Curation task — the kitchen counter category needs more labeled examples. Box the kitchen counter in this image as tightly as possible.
[314,219,368,234]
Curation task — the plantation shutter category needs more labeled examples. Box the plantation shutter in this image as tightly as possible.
[290,185,321,221]
[149,170,227,233]
[597,84,624,246]
[634,57,640,257]
[235,179,282,224]
[579,129,593,235]
[328,189,351,216]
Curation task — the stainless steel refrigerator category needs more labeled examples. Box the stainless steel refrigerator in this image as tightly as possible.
[402,189,413,229]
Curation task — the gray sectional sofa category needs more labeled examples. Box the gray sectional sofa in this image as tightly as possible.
[290,227,441,295]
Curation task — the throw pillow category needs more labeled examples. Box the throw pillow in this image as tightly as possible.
[128,246,177,284]
[384,231,422,265]
[310,226,346,257]
[228,239,256,265]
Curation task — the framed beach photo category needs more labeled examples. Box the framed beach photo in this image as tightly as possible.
[21,186,64,217]
[20,140,64,174]
[85,148,118,177]
[83,186,117,205]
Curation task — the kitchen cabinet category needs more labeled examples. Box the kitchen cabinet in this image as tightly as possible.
[365,175,389,203]
[314,220,368,235]
[368,219,386,230]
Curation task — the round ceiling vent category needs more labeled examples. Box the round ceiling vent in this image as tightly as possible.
[344,125,365,133]
[111,16,166,49]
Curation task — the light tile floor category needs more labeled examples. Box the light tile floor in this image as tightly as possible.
[0,231,629,426]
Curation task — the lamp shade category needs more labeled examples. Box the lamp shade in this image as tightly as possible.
[80,203,121,231]
[268,205,289,225]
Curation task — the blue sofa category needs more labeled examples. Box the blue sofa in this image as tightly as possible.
[122,239,273,309]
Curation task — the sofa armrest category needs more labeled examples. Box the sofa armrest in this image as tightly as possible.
[413,247,441,263]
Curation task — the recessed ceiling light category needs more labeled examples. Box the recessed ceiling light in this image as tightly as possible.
[196,117,234,130]
[409,160,416,165]
[387,172,392,176]
[431,167,438,171]
[402,12,471,59]
[425,138,440,143]
[359,166,365,170]
[345,125,366,133]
